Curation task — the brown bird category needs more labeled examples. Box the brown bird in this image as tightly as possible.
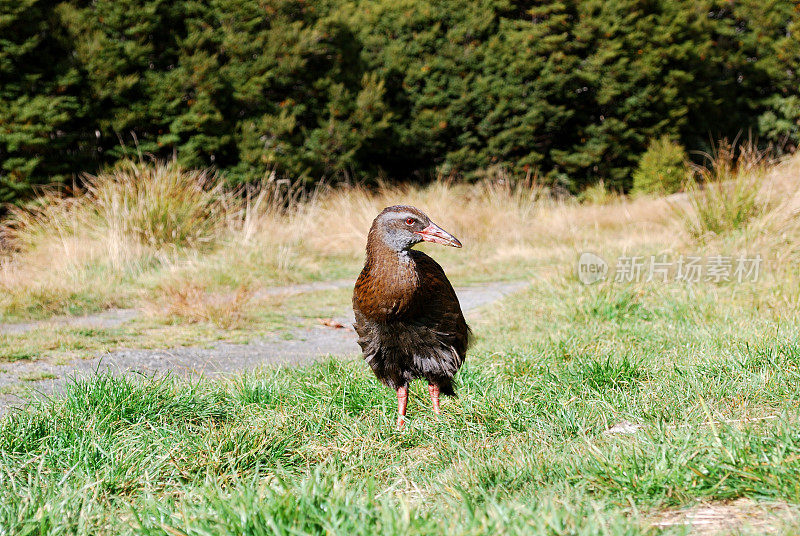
[353,205,470,428]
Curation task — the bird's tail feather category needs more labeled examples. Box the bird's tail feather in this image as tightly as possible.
[439,379,457,397]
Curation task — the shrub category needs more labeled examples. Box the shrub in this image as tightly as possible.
[632,136,688,196]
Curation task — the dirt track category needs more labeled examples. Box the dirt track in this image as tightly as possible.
[0,280,527,414]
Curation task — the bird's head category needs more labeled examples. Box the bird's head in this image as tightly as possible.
[368,205,462,253]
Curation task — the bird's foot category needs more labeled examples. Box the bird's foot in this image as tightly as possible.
[396,385,409,430]
[428,384,441,415]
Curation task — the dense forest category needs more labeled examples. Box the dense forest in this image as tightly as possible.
[1,0,798,202]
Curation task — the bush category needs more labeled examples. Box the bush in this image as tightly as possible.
[632,136,688,195]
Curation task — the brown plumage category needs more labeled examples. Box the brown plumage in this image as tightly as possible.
[352,205,470,428]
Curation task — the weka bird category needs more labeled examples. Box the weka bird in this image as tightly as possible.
[353,205,470,428]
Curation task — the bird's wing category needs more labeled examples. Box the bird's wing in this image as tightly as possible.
[410,251,471,358]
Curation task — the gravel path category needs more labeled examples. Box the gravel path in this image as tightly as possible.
[0,280,356,336]
[0,280,527,414]
[0,309,141,335]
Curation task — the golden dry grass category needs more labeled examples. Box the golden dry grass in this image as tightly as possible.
[675,140,774,240]
[1,152,799,323]
[149,281,255,329]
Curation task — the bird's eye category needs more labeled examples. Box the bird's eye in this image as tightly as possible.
[405,218,415,225]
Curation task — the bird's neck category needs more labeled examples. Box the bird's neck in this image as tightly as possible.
[365,236,416,275]
[363,235,420,312]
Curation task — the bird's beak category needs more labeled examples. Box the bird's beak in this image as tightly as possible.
[416,223,462,248]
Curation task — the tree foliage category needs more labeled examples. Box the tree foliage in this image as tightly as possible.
[632,136,688,195]
[1,0,798,202]
[0,0,88,201]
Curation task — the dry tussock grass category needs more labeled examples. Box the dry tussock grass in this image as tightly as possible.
[301,176,679,268]
[1,152,799,321]
[151,280,254,329]
[675,140,775,240]
[742,154,800,252]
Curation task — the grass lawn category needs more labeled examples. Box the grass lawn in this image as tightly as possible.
[2,276,800,535]
[2,155,800,534]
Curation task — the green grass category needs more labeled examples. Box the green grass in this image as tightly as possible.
[1,277,800,534]
[18,371,58,382]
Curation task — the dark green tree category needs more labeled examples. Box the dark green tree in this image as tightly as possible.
[1,0,799,202]
[58,0,194,161]
[0,0,88,201]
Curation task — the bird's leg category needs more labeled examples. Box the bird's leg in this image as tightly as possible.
[428,383,441,415]
[397,385,409,429]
